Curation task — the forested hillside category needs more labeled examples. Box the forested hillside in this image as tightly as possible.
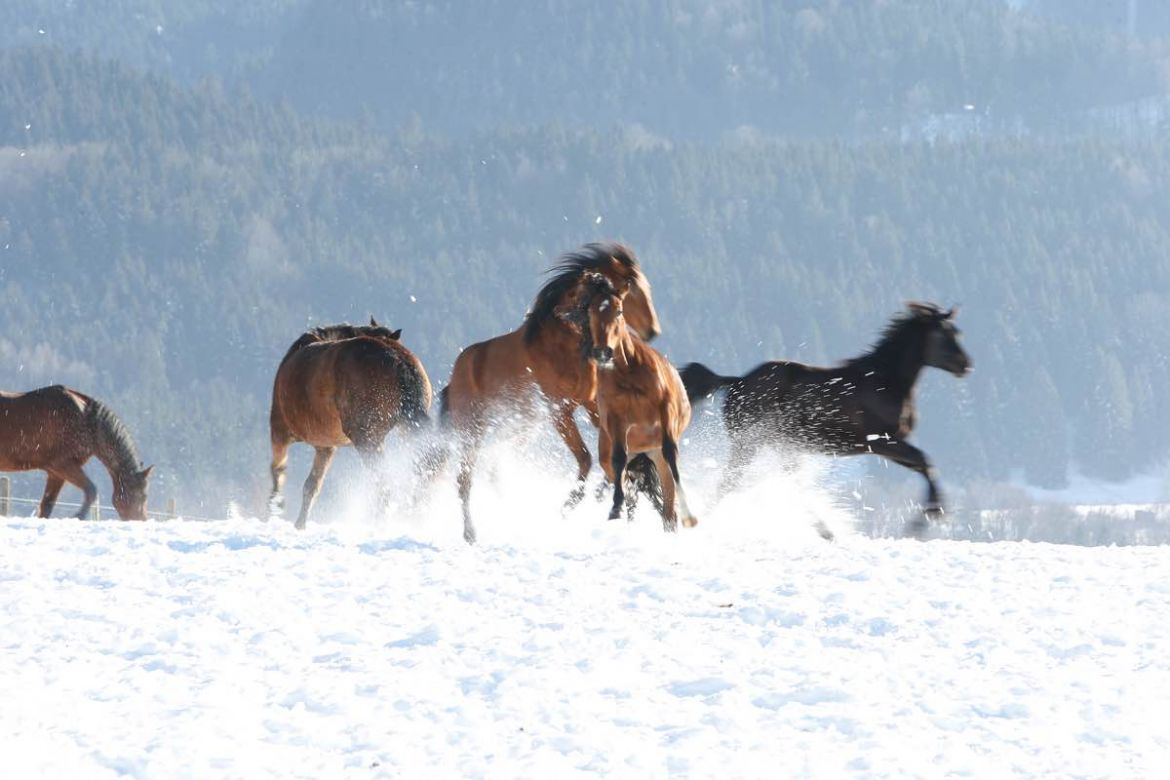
[2,48,1167,505]
[1,1,1168,511]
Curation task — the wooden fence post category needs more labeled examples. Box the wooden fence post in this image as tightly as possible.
[0,477,9,517]
[167,497,177,520]
[91,501,100,521]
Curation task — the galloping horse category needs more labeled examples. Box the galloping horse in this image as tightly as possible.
[441,241,661,544]
[269,318,432,528]
[0,385,152,519]
[681,303,971,527]
[580,275,697,532]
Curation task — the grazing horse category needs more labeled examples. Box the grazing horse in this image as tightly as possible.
[681,303,971,527]
[0,385,152,520]
[580,275,697,532]
[269,318,432,528]
[442,241,661,544]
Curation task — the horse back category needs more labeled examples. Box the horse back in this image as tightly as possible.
[0,384,93,470]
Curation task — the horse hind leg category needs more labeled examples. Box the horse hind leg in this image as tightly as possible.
[269,432,292,517]
[37,472,65,518]
[553,405,592,511]
[648,449,679,532]
[295,446,336,530]
[457,441,480,544]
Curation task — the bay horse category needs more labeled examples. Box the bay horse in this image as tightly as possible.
[0,385,152,520]
[441,241,661,544]
[269,318,432,528]
[580,274,697,532]
[681,303,971,530]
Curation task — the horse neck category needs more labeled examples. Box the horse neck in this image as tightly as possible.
[610,328,641,373]
[860,327,929,397]
[529,318,596,384]
[88,407,139,484]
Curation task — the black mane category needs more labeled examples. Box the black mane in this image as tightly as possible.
[523,241,639,344]
[844,302,945,369]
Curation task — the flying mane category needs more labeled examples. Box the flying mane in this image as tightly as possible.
[523,241,640,344]
[843,302,947,369]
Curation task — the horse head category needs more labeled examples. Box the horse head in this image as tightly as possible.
[580,274,628,368]
[600,256,660,342]
[113,463,153,520]
[909,302,971,377]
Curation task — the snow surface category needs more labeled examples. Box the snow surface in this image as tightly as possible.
[3,441,1170,778]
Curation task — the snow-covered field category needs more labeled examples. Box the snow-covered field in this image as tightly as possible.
[3,445,1170,778]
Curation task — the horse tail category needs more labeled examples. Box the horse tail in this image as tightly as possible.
[397,358,432,431]
[438,386,451,425]
[679,362,735,403]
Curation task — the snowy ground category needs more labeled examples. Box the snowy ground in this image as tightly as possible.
[3,442,1170,778]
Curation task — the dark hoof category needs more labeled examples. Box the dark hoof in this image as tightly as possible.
[593,481,610,503]
[662,518,679,533]
[924,503,944,519]
[608,507,622,522]
[814,520,834,541]
[294,518,307,530]
[905,517,929,540]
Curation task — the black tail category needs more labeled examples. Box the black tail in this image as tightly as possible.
[679,362,736,403]
[397,362,432,430]
[438,386,451,425]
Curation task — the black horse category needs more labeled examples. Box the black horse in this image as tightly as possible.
[681,303,971,530]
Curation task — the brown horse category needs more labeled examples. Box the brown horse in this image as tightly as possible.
[441,241,661,544]
[681,303,971,532]
[580,274,697,532]
[0,385,152,520]
[269,318,432,528]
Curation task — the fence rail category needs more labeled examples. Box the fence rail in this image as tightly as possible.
[0,476,218,521]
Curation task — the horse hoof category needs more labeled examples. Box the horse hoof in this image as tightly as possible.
[463,528,477,545]
[906,517,929,539]
[924,503,944,519]
[663,520,679,533]
[607,509,622,522]
[682,516,698,529]
[814,521,835,542]
[294,520,307,531]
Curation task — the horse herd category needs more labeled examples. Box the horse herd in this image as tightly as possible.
[1,241,971,541]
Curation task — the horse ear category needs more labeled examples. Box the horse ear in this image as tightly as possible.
[390,329,402,340]
[140,465,154,479]
[945,305,959,320]
[370,316,380,327]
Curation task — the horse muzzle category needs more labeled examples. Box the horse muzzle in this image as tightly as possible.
[591,346,614,366]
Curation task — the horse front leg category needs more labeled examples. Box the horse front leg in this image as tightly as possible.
[661,435,697,529]
[553,403,592,510]
[868,439,942,533]
[296,446,336,529]
[37,472,65,518]
[608,443,628,521]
